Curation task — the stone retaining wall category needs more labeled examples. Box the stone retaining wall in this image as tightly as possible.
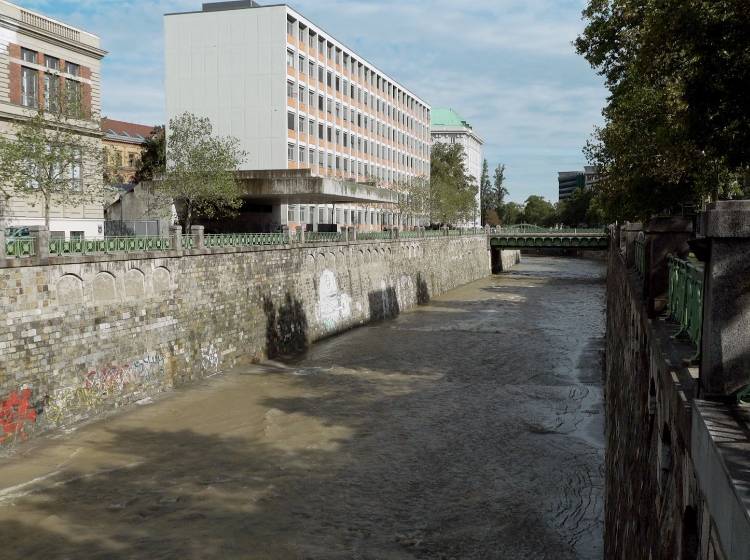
[0,236,494,445]
[605,233,748,559]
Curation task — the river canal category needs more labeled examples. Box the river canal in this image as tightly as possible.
[0,255,606,559]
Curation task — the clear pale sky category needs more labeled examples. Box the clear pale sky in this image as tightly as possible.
[19,0,606,203]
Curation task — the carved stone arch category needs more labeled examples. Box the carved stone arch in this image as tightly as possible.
[124,268,146,298]
[305,253,316,269]
[153,266,171,293]
[326,252,336,268]
[56,273,83,304]
[93,271,117,303]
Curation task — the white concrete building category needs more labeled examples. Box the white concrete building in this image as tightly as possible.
[165,0,431,232]
[430,108,484,227]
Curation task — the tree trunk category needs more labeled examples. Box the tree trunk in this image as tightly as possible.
[184,201,192,233]
[44,195,50,230]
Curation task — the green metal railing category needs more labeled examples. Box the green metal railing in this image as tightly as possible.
[492,225,606,234]
[667,255,704,352]
[305,231,346,243]
[5,237,36,258]
[4,227,489,260]
[49,236,172,256]
[356,231,392,241]
[634,238,646,276]
[181,235,195,250]
[204,233,286,248]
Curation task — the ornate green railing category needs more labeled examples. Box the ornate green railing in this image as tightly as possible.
[667,255,704,352]
[181,235,195,250]
[49,236,172,256]
[492,225,606,234]
[305,232,346,243]
[5,237,36,258]
[204,233,286,248]
[634,238,646,276]
[357,231,392,241]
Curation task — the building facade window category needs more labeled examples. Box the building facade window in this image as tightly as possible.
[21,48,36,63]
[44,55,59,70]
[287,143,295,161]
[65,61,79,76]
[21,66,38,108]
[44,73,59,111]
[286,49,294,68]
[287,111,295,130]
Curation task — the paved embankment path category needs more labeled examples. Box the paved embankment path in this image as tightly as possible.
[0,256,605,559]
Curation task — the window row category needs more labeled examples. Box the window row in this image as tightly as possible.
[285,17,429,121]
[19,47,84,113]
[286,51,428,134]
[286,113,428,168]
[287,142,428,178]
[286,85,429,156]
[286,204,403,226]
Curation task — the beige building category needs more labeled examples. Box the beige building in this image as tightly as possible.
[0,0,106,238]
[102,118,156,184]
[165,0,431,232]
[431,108,484,228]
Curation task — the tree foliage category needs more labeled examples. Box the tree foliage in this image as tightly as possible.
[397,176,430,226]
[134,125,166,184]
[0,108,107,229]
[576,0,750,221]
[493,164,508,214]
[158,112,246,231]
[556,187,606,226]
[429,142,477,225]
[479,159,492,226]
[522,195,556,226]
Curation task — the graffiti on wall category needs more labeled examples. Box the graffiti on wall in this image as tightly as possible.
[83,353,165,393]
[0,388,39,444]
[318,269,352,331]
[201,344,220,372]
[44,353,165,426]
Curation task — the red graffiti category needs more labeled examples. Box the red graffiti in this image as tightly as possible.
[0,388,37,444]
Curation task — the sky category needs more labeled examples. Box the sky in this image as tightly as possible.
[19,0,607,203]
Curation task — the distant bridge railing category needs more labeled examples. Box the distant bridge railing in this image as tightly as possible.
[488,225,609,249]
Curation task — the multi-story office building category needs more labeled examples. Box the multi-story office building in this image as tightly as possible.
[165,0,431,232]
[102,118,156,184]
[0,0,106,238]
[430,108,484,227]
[584,165,600,190]
[558,171,585,201]
[558,166,600,202]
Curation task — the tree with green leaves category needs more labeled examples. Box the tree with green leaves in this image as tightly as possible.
[134,125,165,184]
[0,107,107,229]
[479,159,493,226]
[158,112,246,231]
[429,142,477,225]
[493,164,508,216]
[500,202,523,226]
[576,0,750,220]
[522,195,556,226]
[397,176,430,228]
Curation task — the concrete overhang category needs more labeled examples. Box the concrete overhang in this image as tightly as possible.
[236,170,399,205]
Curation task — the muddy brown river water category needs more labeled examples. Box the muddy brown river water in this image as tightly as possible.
[0,256,605,559]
